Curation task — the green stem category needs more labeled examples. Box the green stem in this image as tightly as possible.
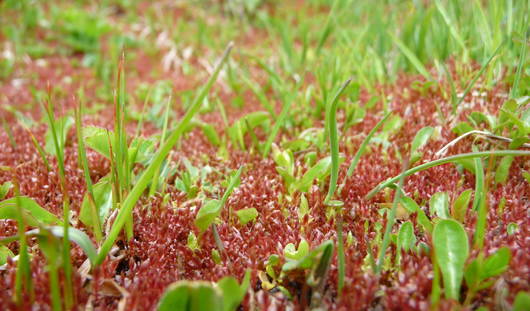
[48,263,62,311]
[365,150,530,199]
[375,159,408,275]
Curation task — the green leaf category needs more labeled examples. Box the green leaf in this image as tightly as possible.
[45,116,74,156]
[472,153,486,249]
[410,126,434,163]
[325,78,351,202]
[495,156,514,185]
[298,194,309,221]
[282,240,334,280]
[452,122,474,135]
[433,219,469,300]
[345,112,392,178]
[83,126,113,158]
[0,181,12,200]
[507,223,518,235]
[397,221,416,252]
[430,192,450,219]
[513,292,530,311]
[376,115,404,142]
[217,270,251,311]
[481,247,511,279]
[236,208,258,226]
[453,189,472,223]
[401,196,433,233]
[469,111,496,130]
[199,122,221,147]
[79,177,112,229]
[0,197,63,226]
[284,239,309,260]
[0,245,14,265]
[195,199,222,233]
[157,281,223,311]
[44,226,98,266]
[389,32,432,80]
[195,166,243,233]
[187,232,200,252]
[464,258,481,289]
[294,156,332,193]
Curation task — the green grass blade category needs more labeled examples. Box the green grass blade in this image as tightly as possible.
[472,152,486,250]
[510,15,528,98]
[262,95,292,157]
[42,99,74,307]
[389,32,433,80]
[366,150,530,199]
[74,105,102,242]
[346,111,392,178]
[325,78,351,202]
[376,159,409,275]
[454,39,506,109]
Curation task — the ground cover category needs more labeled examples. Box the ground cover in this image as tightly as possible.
[0,0,529,310]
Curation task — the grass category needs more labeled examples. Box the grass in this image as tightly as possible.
[0,0,529,310]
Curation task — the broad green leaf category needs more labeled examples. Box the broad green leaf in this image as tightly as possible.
[0,197,62,226]
[499,99,518,126]
[481,247,511,279]
[430,192,450,219]
[452,122,474,135]
[410,126,434,163]
[295,156,332,193]
[83,126,113,158]
[513,291,530,311]
[195,167,242,233]
[79,177,112,229]
[195,199,222,233]
[433,219,469,300]
[495,156,514,185]
[0,181,12,200]
[157,281,223,311]
[464,259,481,289]
[401,196,432,233]
[217,270,251,311]
[453,189,472,223]
[397,221,416,252]
[400,197,420,213]
[236,208,258,226]
[0,245,14,265]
